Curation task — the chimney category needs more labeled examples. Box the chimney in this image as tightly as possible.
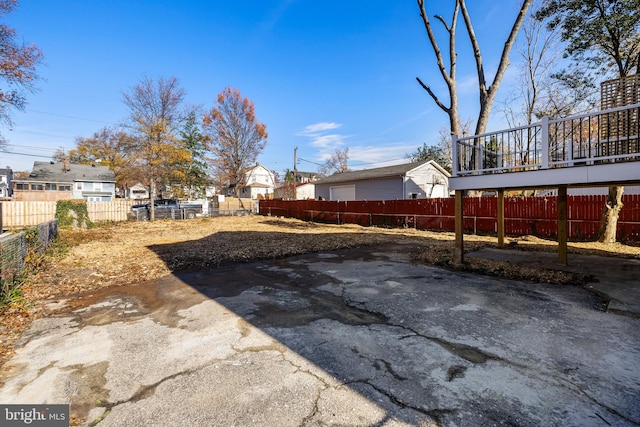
[63,157,70,172]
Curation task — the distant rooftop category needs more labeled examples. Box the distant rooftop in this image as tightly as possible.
[18,161,115,183]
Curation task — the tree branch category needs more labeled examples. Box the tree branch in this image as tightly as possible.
[417,0,454,87]
[459,0,532,133]
[416,77,450,114]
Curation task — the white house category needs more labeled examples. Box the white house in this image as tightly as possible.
[239,163,276,199]
[126,182,150,199]
[0,167,13,198]
[314,160,450,201]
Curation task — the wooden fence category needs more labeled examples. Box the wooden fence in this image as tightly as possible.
[259,195,640,242]
[1,200,140,228]
[0,198,259,229]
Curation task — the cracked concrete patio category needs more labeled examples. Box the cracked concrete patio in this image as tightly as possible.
[1,242,639,426]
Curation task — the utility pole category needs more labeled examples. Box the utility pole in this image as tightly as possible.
[293,146,298,200]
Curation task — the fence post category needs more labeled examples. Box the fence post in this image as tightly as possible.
[558,186,568,265]
[497,189,504,247]
[454,191,464,264]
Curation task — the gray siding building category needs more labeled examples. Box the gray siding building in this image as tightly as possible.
[314,160,450,201]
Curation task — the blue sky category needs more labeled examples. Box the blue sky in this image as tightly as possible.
[3,1,527,176]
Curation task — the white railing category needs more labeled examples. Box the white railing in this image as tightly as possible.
[453,102,640,176]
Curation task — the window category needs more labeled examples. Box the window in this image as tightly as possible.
[30,183,43,191]
[45,183,57,191]
[16,183,28,190]
[76,182,82,191]
[59,184,71,191]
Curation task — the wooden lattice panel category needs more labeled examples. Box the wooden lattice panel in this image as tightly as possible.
[600,75,640,158]
[601,74,640,109]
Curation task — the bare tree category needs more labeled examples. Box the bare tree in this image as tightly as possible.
[416,0,533,141]
[318,147,349,176]
[123,76,190,220]
[503,9,558,128]
[416,0,462,137]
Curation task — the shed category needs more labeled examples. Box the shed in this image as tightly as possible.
[314,160,450,201]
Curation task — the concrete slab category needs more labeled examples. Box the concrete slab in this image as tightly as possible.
[1,243,639,426]
[468,247,640,317]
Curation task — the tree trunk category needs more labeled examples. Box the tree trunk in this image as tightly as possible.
[150,180,156,221]
[598,185,623,243]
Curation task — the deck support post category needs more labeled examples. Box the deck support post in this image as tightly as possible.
[558,185,568,265]
[454,190,464,264]
[497,189,505,248]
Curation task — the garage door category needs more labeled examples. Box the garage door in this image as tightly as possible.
[330,185,355,201]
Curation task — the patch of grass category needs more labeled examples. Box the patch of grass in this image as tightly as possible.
[0,276,27,308]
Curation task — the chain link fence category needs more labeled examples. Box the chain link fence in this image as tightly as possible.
[1,219,58,303]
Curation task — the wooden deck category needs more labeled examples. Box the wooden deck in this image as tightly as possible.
[449,103,640,191]
[448,102,640,265]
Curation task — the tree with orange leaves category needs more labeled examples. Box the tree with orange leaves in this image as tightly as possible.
[0,0,43,145]
[202,87,268,197]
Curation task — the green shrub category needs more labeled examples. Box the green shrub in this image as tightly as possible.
[55,200,93,229]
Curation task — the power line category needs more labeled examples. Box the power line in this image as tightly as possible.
[26,109,115,125]
[1,150,54,158]
[299,156,410,169]
[298,157,323,166]
[11,127,79,139]
[350,156,410,167]
[6,144,60,151]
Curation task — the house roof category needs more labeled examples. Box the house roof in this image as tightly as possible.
[274,182,314,191]
[242,162,272,175]
[314,160,449,185]
[19,161,116,183]
[246,182,272,188]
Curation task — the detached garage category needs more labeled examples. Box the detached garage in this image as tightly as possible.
[314,160,450,201]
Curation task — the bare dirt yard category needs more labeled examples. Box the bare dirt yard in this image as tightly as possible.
[2,215,639,367]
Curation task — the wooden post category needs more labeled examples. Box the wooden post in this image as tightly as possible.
[293,147,298,200]
[558,185,568,265]
[454,190,464,264]
[497,189,504,248]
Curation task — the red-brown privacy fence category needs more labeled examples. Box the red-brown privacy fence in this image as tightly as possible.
[258,195,640,242]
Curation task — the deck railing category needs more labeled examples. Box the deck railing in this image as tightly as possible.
[453,102,640,176]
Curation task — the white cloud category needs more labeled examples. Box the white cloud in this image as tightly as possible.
[348,143,419,169]
[310,133,346,149]
[298,122,348,160]
[297,121,421,170]
[300,122,342,135]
